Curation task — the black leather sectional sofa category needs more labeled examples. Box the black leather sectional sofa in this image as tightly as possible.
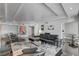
[40,33,59,46]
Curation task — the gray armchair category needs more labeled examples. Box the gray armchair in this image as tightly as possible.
[0,45,12,56]
[0,34,12,56]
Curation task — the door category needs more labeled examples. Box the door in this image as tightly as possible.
[29,26,34,36]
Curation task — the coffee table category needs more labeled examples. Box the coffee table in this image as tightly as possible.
[11,42,36,56]
[29,36,41,46]
[29,36,41,41]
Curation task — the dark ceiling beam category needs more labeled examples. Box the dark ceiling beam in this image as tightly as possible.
[42,3,58,16]
[59,3,68,17]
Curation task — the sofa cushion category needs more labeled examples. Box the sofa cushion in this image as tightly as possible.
[0,46,11,56]
[0,46,11,53]
[22,47,38,54]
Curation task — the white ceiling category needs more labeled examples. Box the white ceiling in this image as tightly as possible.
[0,3,5,18]
[7,3,21,21]
[0,3,79,23]
[62,3,79,17]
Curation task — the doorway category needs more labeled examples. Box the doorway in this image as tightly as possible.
[29,26,35,36]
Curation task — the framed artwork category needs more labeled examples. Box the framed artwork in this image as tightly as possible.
[41,25,44,30]
[19,24,26,34]
[48,25,54,30]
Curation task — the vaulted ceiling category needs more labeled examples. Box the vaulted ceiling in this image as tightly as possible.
[0,3,79,23]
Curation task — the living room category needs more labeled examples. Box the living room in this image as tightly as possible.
[0,3,79,56]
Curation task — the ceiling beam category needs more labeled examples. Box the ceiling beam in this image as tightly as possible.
[42,3,58,16]
[5,3,8,21]
[37,16,68,22]
[13,3,24,19]
[59,3,68,17]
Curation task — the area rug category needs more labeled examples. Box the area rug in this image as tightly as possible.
[37,43,62,56]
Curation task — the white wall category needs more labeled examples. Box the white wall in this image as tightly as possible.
[1,24,18,34]
[38,17,79,39]
[64,21,78,37]
[16,17,79,39]
[0,23,18,48]
[44,22,61,38]
[23,22,39,36]
[38,18,68,39]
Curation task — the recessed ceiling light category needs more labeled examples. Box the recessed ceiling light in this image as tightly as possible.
[70,8,73,10]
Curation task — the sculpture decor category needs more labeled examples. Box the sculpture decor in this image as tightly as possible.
[19,24,26,34]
